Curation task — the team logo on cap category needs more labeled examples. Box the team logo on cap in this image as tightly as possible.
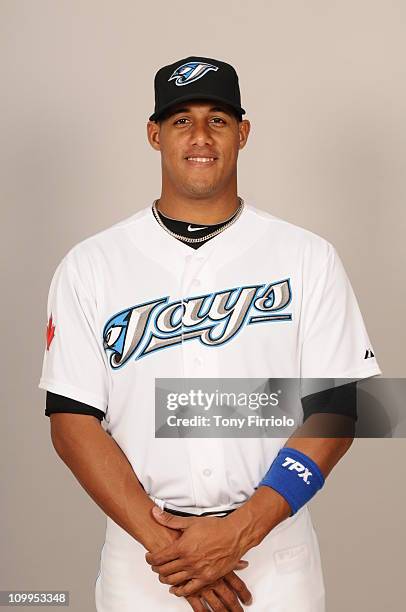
[168,61,219,86]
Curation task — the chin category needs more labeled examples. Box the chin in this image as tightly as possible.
[184,183,218,197]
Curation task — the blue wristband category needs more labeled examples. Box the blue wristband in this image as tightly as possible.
[258,447,325,515]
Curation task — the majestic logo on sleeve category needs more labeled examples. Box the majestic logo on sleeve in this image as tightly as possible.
[168,61,219,86]
[102,279,292,369]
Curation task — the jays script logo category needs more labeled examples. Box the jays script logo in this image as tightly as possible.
[168,61,219,86]
[102,279,292,369]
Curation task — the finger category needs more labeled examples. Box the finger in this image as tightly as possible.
[145,545,179,566]
[185,595,207,612]
[200,588,228,611]
[234,560,249,570]
[224,572,253,605]
[212,579,244,611]
[151,506,195,530]
[151,559,188,576]
[158,570,190,586]
[170,578,205,598]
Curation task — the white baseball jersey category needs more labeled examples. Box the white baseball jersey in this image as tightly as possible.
[38,202,381,611]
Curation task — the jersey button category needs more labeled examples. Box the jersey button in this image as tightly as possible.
[191,278,201,288]
[193,357,203,367]
[203,468,212,477]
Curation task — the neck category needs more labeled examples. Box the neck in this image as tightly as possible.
[155,193,241,225]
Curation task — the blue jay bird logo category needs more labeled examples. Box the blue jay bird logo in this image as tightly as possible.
[168,61,219,86]
[102,280,292,368]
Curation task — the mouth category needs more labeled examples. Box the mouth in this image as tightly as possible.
[184,156,218,167]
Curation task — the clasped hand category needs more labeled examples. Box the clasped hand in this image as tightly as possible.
[145,506,250,598]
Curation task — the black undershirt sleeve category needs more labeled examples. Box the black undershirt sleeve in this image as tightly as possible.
[45,391,105,421]
[46,384,357,424]
[301,381,358,422]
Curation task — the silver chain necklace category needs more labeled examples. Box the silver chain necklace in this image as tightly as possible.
[152,197,244,244]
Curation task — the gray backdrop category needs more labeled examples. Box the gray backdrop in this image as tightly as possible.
[1,1,405,611]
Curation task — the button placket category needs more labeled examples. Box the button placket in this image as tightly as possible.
[181,254,208,296]
[179,254,229,506]
[180,253,209,371]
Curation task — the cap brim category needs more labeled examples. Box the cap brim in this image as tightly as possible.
[149,93,246,121]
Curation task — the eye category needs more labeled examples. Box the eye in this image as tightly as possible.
[173,116,227,126]
[105,326,122,346]
[174,117,190,125]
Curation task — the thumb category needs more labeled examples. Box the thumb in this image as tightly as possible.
[235,559,249,570]
[151,506,194,530]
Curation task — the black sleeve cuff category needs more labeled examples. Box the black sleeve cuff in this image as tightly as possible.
[301,381,358,422]
[45,391,105,421]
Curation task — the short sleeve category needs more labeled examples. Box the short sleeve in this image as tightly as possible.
[300,242,382,381]
[38,254,109,413]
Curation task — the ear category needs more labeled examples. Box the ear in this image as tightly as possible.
[238,119,251,150]
[147,120,161,151]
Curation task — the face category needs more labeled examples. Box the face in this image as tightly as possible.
[147,100,250,199]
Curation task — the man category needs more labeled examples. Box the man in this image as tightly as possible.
[38,56,381,611]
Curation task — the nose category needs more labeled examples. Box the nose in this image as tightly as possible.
[189,119,214,146]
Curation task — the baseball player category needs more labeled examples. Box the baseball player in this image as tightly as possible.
[38,56,381,611]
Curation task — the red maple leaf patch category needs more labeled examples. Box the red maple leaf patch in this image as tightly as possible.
[46,313,56,350]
